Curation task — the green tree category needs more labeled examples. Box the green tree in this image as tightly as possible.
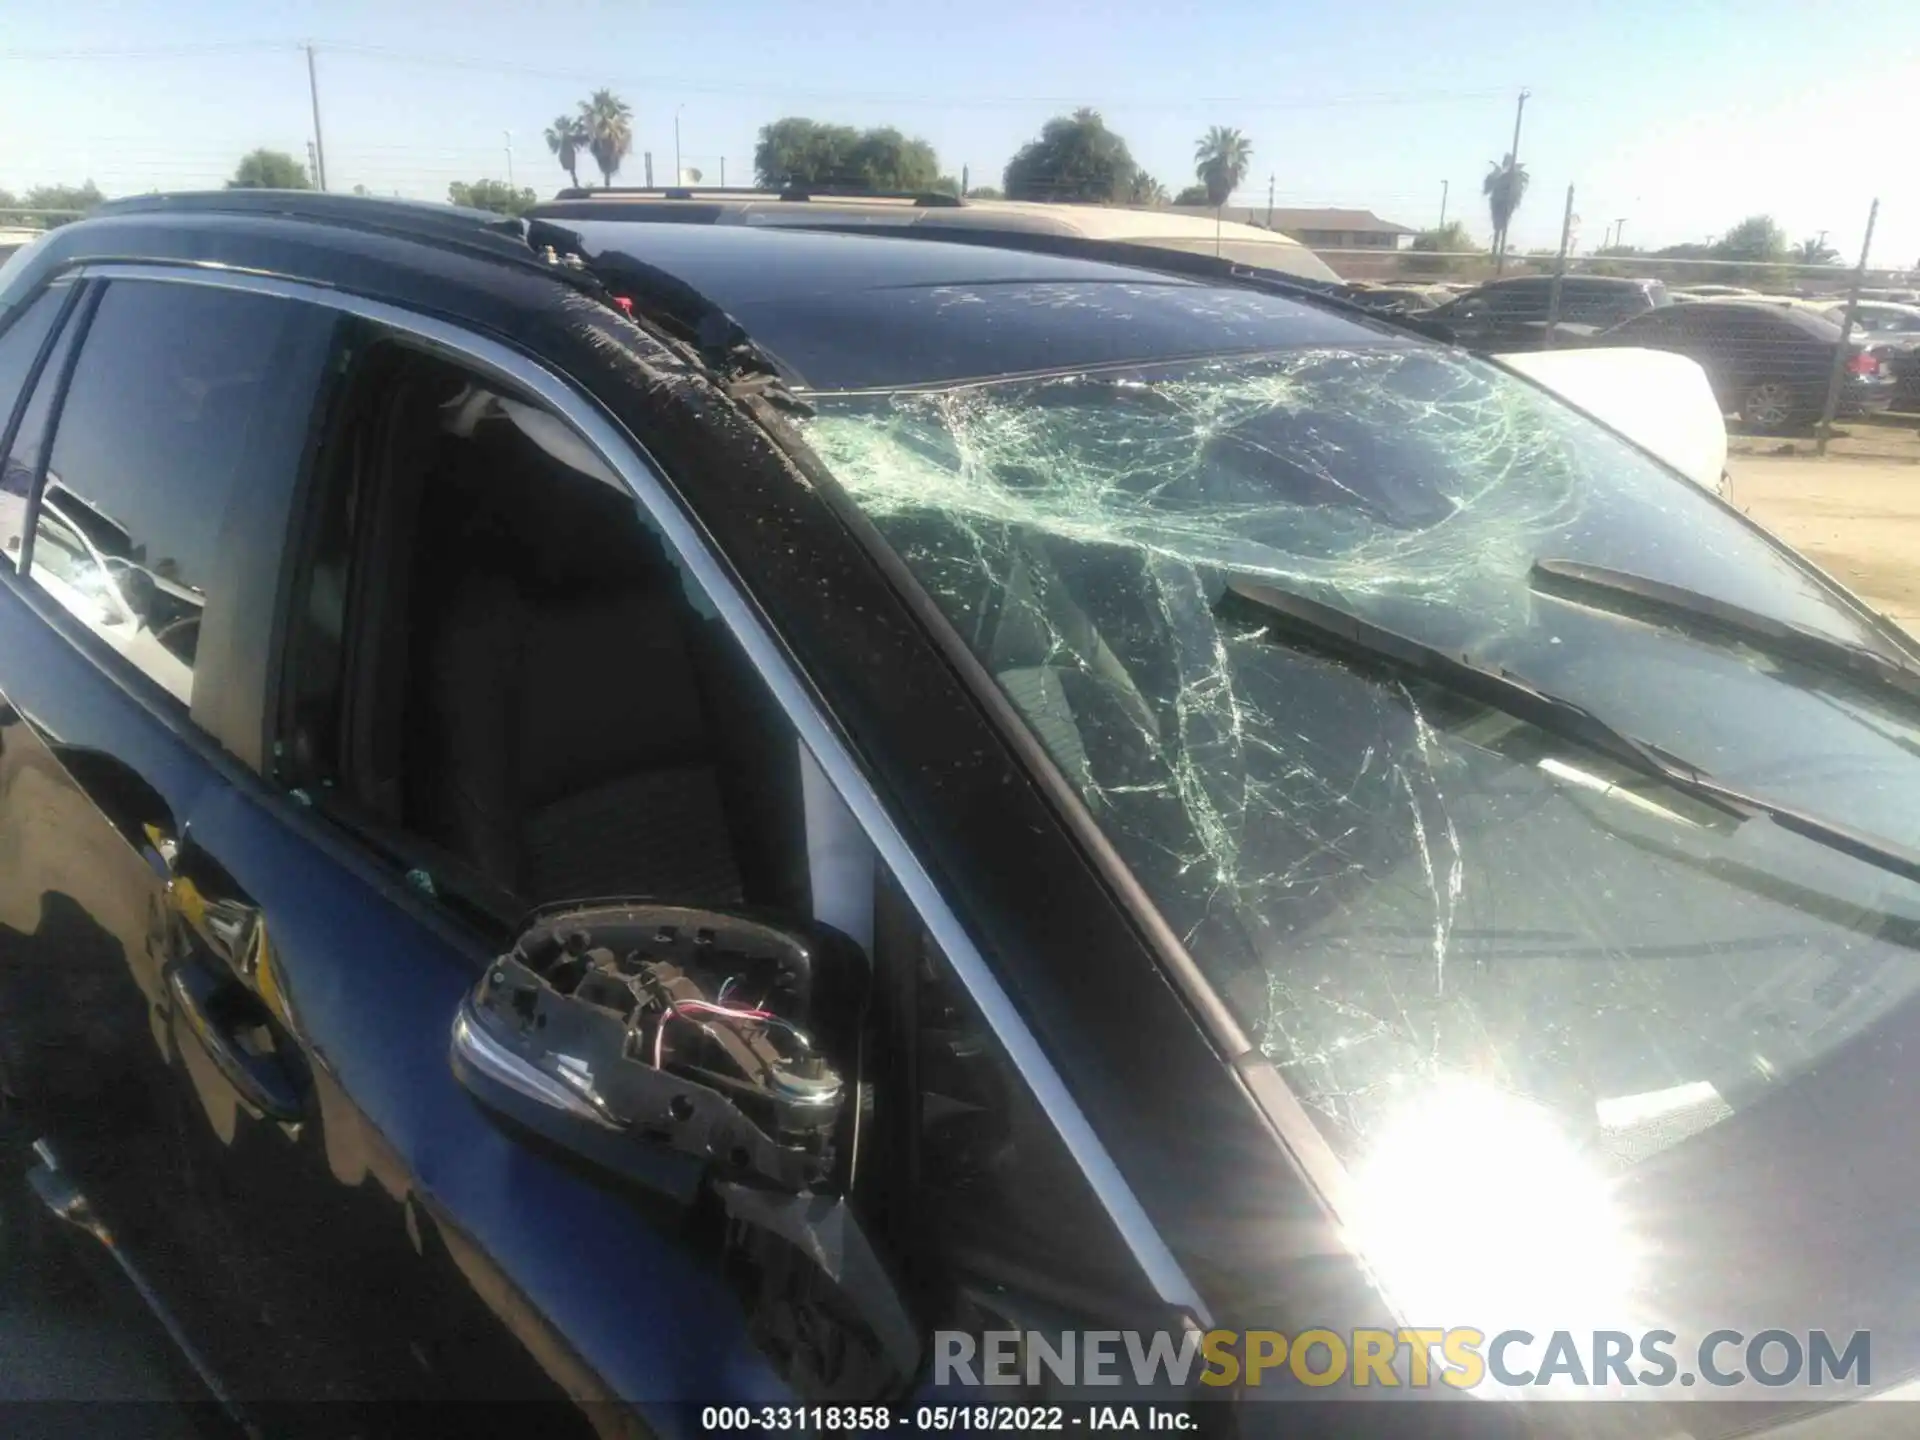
[1586,242,1642,278]
[1193,126,1252,209]
[1404,219,1478,275]
[448,179,539,216]
[227,150,310,190]
[964,185,1003,200]
[1482,153,1529,261]
[1173,183,1211,206]
[847,126,940,191]
[752,118,940,191]
[1003,109,1137,204]
[1123,168,1169,207]
[546,113,589,189]
[579,89,634,188]
[1,181,105,227]
[1791,235,1839,266]
[1711,214,1789,287]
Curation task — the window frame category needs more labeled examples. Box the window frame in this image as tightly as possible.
[0,279,89,572]
[64,258,1209,1327]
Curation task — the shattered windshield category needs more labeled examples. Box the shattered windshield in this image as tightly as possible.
[802,345,1920,1191]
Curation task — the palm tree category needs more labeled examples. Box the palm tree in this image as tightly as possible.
[1791,235,1839,266]
[1482,153,1530,263]
[1193,126,1253,209]
[578,89,634,188]
[1123,168,1168,207]
[546,114,588,188]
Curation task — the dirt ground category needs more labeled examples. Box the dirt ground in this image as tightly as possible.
[1727,453,1920,637]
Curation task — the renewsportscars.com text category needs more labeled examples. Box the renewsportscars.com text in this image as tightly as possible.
[936,1328,1872,1392]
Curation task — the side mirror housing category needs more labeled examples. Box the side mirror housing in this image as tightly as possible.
[452,902,868,1196]
[451,902,922,1392]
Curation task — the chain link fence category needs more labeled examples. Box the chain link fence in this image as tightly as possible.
[1312,197,1918,448]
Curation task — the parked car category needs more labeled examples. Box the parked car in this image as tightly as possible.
[5,192,1920,1434]
[1595,298,1899,429]
[534,186,1344,283]
[1823,299,1920,338]
[1338,281,1451,316]
[1673,283,1761,301]
[1498,346,1729,493]
[1420,273,1670,349]
[1822,303,1920,409]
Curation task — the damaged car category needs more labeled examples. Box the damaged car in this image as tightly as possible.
[1,193,1918,1439]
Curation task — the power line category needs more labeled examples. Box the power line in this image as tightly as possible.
[4,37,1523,112]
[0,41,293,60]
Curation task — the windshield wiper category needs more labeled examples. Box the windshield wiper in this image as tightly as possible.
[1530,558,1920,708]
[1221,577,1920,888]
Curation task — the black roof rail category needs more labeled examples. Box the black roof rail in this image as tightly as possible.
[548,184,965,208]
[90,189,607,295]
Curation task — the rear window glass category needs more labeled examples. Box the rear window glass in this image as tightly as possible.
[28,280,333,704]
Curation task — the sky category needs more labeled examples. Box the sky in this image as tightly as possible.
[4,0,1917,266]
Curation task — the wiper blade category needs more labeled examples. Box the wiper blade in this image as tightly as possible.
[1221,578,1920,887]
[1530,558,1920,706]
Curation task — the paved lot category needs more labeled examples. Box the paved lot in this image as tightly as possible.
[1727,454,1920,638]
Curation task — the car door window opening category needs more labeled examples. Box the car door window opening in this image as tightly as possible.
[282,339,812,926]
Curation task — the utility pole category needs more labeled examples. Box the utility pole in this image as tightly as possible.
[1613,217,1626,250]
[306,141,319,189]
[1817,198,1879,456]
[1493,87,1529,274]
[1544,184,1575,348]
[1267,173,1275,229]
[1438,178,1448,230]
[304,42,328,191]
[674,105,683,184]
[719,157,726,186]
[961,164,969,197]
[504,130,515,188]
[644,151,654,187]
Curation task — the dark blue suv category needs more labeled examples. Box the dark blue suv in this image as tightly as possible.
[3,192,1919,1438]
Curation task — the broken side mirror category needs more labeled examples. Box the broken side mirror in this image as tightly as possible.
[452,901,866,1193]
[450,901,919,1391]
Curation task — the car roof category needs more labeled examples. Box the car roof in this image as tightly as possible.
[1649,298,1841,333]
[21,193,1405,395]
[563,220,1398,390]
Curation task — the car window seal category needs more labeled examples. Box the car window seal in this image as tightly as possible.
[1221,576,1920,889]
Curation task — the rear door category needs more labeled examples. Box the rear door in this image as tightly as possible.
[0,274,428,1414]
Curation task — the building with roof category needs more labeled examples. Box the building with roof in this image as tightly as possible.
[1167,206,1416,253]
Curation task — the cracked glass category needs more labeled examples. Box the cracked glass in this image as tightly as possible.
[801,343,1920,1185]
